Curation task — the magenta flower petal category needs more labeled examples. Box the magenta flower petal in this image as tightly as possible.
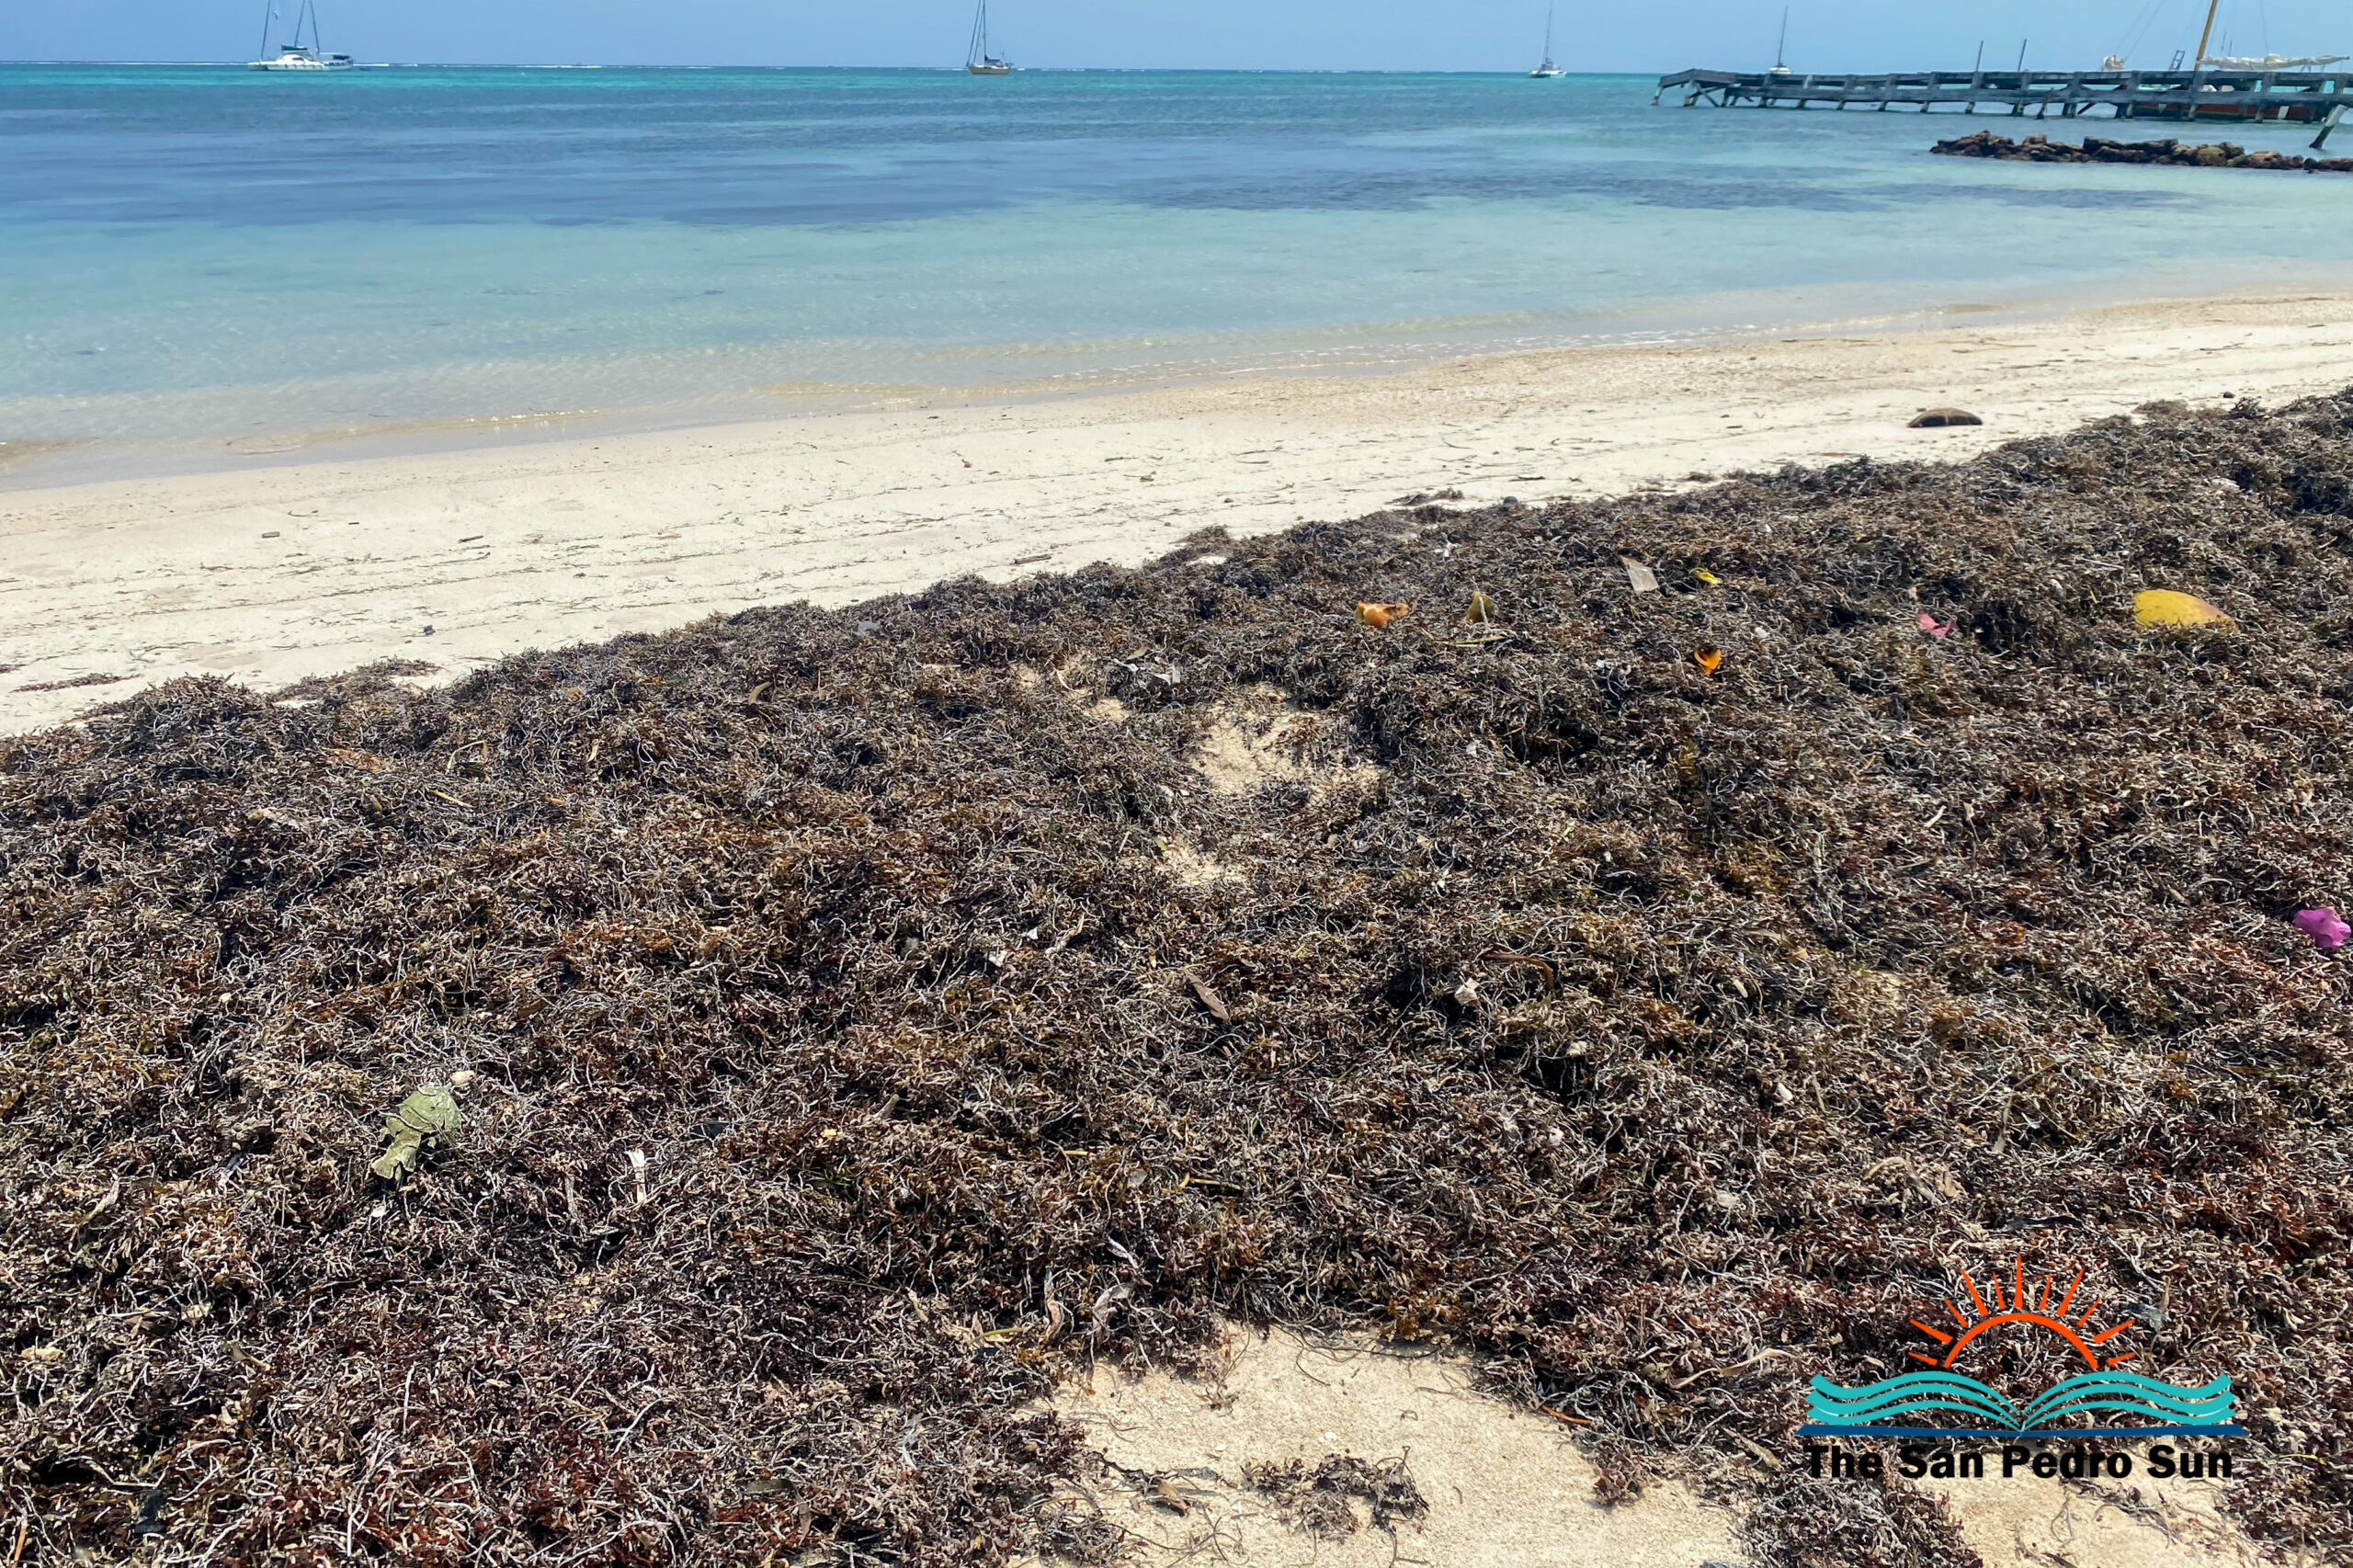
[2292,908,2349,951]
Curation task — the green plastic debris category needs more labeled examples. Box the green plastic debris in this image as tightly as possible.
[369,1084,462,1180]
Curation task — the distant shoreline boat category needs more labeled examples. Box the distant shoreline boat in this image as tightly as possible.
[1529,2,1563,76]
[966,0,1011,74]
[247,0,351,70]
[251,45,352,71]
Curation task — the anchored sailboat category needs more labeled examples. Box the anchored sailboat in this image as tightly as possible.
[247,0,352,69]
[2189,0,2343,69]
[2191,0,2222,66]
[2183,0,2346,145]
[1529,4,1563,77]
[2200,52,2347,68]
[966,0,1012,74]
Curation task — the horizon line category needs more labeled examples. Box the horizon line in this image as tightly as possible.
[0,60,1771,75]
[8,56,2184,77]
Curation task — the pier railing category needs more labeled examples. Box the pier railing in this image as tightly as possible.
[1657,67,2350,146]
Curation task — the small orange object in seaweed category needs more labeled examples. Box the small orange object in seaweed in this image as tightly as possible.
[1692,648,1723,675]
[1356,601,1411,629]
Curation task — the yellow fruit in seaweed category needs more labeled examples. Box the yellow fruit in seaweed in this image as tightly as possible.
[2133,589,2232,629]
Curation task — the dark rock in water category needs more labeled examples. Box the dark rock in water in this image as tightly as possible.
[1910,407,1984,428]
[1935,129,2353,174]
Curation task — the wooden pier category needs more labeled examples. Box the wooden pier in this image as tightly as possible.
[1657,67,2350,149]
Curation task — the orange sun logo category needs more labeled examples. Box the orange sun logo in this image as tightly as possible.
[1910,1259,2140,1371]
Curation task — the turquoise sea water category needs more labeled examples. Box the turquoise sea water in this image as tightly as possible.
[5,63,2353,461]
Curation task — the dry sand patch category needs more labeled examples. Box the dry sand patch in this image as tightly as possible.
[1191,710,1314,795]
[1157,839,1246,888]
[1930,1465,2254,1568]
[1190,687,1378,800]
[1040,1329,2260,1568]
[1039,1327,1742,1568]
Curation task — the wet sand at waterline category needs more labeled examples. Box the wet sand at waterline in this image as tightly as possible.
[5,286,2351,735]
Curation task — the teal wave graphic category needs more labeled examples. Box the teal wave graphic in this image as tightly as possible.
[1809,1369,2022,1428]
[1807,1369,2235,1433]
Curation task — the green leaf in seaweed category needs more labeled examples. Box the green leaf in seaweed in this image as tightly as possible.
[369,1084,462,1181]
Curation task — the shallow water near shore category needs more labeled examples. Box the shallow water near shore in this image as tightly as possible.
[6,63,2353,473]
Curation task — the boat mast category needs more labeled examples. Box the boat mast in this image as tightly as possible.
[256,0,274,60]
[969,0,988,66]
[1542,3,1554,62]
[2193,0,2222,66]
[1774,7,1790,71]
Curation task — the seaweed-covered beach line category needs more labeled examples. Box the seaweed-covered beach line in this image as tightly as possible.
[8,286,2353,741]
[6,392,2353,1565]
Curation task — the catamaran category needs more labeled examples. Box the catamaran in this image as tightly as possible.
[247,0,352,70]
[1529,4,1563,77]
[966,0,1012,74]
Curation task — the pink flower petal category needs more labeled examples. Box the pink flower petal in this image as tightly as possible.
[2292,908,2349,951]
[1916,612,1954,640]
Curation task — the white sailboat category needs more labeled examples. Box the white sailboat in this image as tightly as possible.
[1529,4,1563,76]
[1767,7,1793,75]
[966,0,1012,74]
[248,0,352,69]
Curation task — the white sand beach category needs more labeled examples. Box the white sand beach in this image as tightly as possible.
[5,285,2351,735]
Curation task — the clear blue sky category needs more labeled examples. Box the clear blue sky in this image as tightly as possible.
[3,0,2338,72]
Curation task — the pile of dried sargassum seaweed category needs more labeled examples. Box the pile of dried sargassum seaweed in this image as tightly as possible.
[5,392,2352,1566]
